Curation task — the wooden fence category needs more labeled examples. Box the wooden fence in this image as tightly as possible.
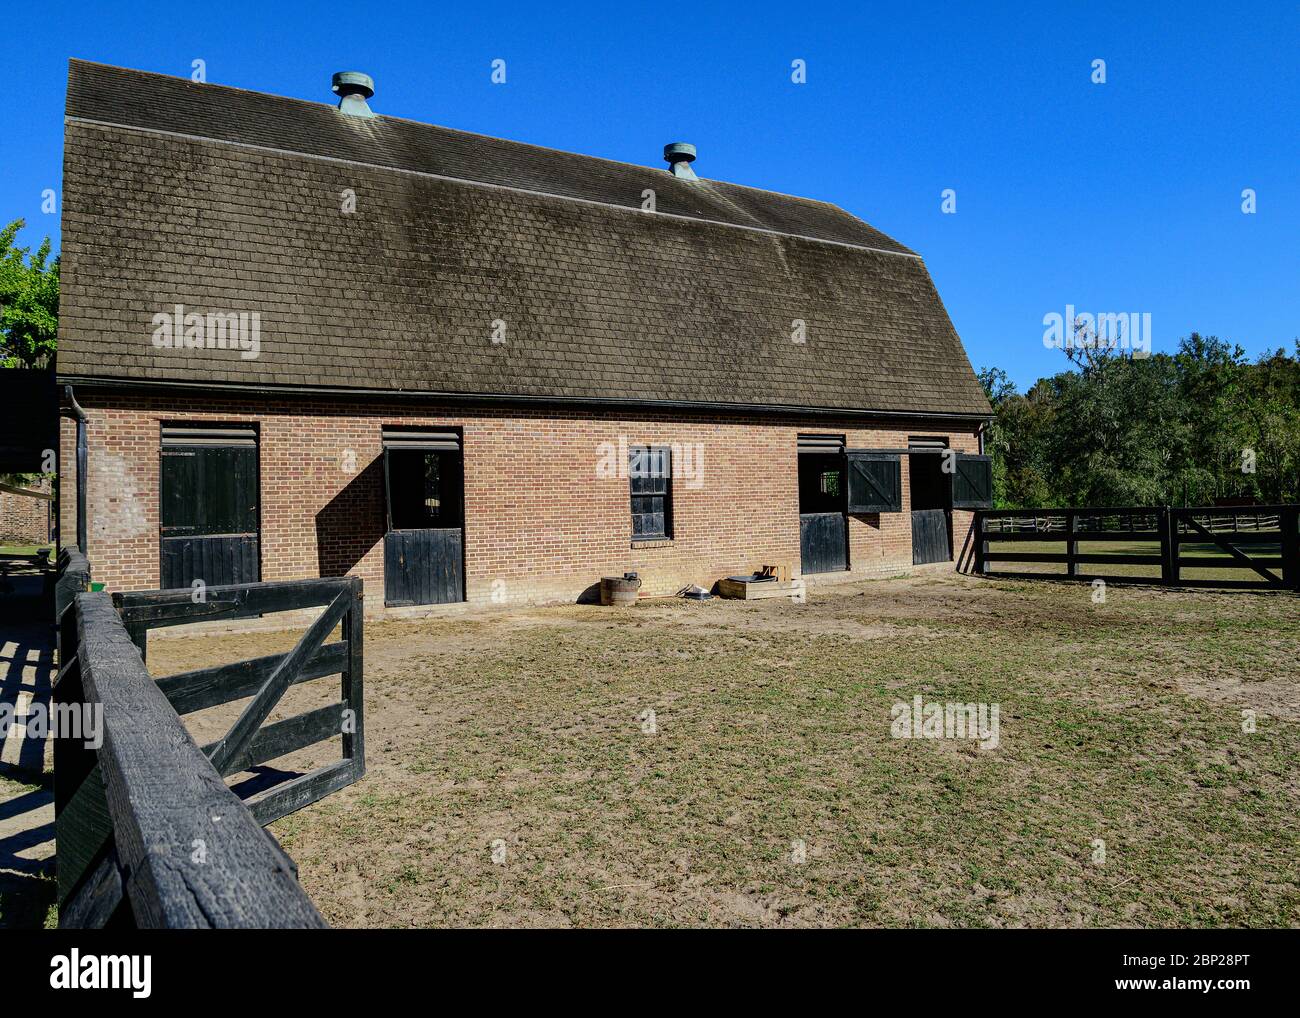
[53,569,365,927]
[971,505,1300,590]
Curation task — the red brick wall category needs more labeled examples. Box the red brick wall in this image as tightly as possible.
[0,477,53,545]
[59,392,980,610]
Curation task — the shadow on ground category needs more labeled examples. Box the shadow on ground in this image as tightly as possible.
[0,555,57,928]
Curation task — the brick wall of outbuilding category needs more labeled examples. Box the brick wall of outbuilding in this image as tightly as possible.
[59,391,979,611]
[0,476,53,545]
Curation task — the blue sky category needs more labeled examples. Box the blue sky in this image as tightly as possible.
[7,0,1296,390]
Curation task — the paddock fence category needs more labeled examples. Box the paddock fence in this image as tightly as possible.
[52,556,365,928]
[971,505,1300,591]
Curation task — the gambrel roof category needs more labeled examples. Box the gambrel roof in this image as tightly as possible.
[58,60,991,418]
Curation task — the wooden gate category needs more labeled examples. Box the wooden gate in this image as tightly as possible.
[54,574,364,927]
[160,425,259,590]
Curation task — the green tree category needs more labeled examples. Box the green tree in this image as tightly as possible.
[0,218,60,368]
[978,366,1058,508]
[977,366,1015,506]
[982,331,1300,509]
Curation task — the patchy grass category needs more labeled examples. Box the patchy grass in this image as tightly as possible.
[148,573,1300,928]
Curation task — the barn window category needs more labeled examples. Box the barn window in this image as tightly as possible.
[629,445,672,541]
[819,471,841,497]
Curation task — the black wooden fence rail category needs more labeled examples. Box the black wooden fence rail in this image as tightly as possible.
[971,505,1300,591]
[53,574,366,928]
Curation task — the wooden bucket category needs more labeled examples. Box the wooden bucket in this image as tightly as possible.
[600,575,641,606]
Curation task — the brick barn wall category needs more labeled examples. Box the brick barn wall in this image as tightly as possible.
[59,392,980,611]
[0,476,53,545]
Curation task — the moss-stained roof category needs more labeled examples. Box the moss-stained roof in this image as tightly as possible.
[58,60,991,418]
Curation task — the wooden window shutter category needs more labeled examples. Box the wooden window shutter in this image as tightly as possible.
[846,452,902,513]
[951,453,993,509]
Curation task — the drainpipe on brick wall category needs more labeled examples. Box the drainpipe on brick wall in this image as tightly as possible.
[61,385,88,554]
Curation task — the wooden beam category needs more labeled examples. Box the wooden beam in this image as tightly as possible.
[59,849,126,929]
[74,592,326,928]
[114,578,351,629]
[0,480,53,501]
[1065,509,1078,578]
[984,552,1163,565]
[342,591,365,769]
[156,641,348,716]
[247,759,361,828]
[201,703,348,778]
[1174,530,1280,546]
[982,530,1160,543]
[1283,507,1299,591]
[1170,504,1180,585]
[54,763,112,907]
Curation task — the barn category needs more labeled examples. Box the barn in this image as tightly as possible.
[56,60,993,610]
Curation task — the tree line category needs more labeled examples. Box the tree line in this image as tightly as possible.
[979,333,1300,509]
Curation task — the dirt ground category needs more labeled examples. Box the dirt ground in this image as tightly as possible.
[145,572,1300,928]
[0,554,57,928]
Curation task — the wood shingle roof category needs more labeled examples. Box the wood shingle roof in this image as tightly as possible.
[58,60,991,418]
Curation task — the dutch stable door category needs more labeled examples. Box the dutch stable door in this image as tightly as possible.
[907,439,951,565]
[797,435,849,574]
[382,428,465,606]
[907,440,993,565]
[159,425,260,590]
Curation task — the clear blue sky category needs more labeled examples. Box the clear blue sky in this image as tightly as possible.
[7,0,1297,390]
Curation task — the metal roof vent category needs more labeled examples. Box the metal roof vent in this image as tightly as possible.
[664,142,698,180]
[332,71,376,118]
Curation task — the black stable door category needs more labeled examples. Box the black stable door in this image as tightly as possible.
[382,439,465,606]
[159,431,260,590]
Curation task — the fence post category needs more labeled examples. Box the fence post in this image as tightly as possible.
[1282,506,1299,592]
[342,577,365,774]
[1162,506,1179,585]
[973,511,986,575]
[1157,506,1168,584]
[1066,510,1079,578]
[112,593,149,665]
[55,550,91,656]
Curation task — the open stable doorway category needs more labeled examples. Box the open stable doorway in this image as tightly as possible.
[908,438,952,565]
[382,428,465,606]
[798,435,848,574]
